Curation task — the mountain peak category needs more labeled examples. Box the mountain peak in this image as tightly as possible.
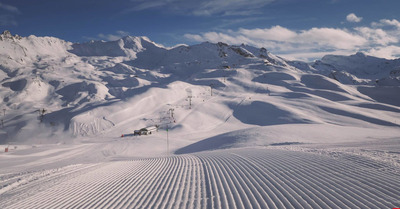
[69,35,164,57]
[2,30,11,37]
[0,30,22,41]
[355,51,366,57]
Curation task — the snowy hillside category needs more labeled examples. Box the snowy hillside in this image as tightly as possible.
[1,30,399,144]
[312,52,400,86]
[1,30,400,208]
[0,29,400,143]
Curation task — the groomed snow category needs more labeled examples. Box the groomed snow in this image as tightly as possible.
[1,145,400,208]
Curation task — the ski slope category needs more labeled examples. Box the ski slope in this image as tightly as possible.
[2,147,400,209]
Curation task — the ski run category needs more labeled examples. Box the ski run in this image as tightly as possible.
[2,147,400,209]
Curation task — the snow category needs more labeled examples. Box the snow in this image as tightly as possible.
[1,31,400,208]
[312,52,400,86]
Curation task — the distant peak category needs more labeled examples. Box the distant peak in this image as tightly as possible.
[355,52,366,57]
[0,30,22,41]
[2,30,11,36]
[260,47,268,53]
[120,35,165,48]
[217,42,229,47]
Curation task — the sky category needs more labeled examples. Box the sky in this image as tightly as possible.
[1,0,400,61]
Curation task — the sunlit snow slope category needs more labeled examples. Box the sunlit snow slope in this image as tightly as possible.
[1,30,399,145]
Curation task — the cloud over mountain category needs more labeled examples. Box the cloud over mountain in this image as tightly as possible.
[185,17,400,61]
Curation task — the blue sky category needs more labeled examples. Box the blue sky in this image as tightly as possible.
[1,0,400,61]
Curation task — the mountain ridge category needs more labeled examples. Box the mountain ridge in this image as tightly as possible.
[0,31,399,144]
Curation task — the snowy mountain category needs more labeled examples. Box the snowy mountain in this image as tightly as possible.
[312,52,400,86]
[2,30,400,209]
[0,30,399,145]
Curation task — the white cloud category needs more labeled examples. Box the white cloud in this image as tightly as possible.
[127,1,166,11]
[239,26,297,42]
[346,13,362,23]
[0,3,20,26]
[184,19,400,61]
[366,45,400,59]
[183,34,204,42]
[355,27,397,45]
[0,3,20,14]
[380,19,400,28]
[98,31,130,41]
[127,0,275,16]
[195,0,274,16]
[297,28,366,49]
[372,19,400,28]
[185,27,366,54]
